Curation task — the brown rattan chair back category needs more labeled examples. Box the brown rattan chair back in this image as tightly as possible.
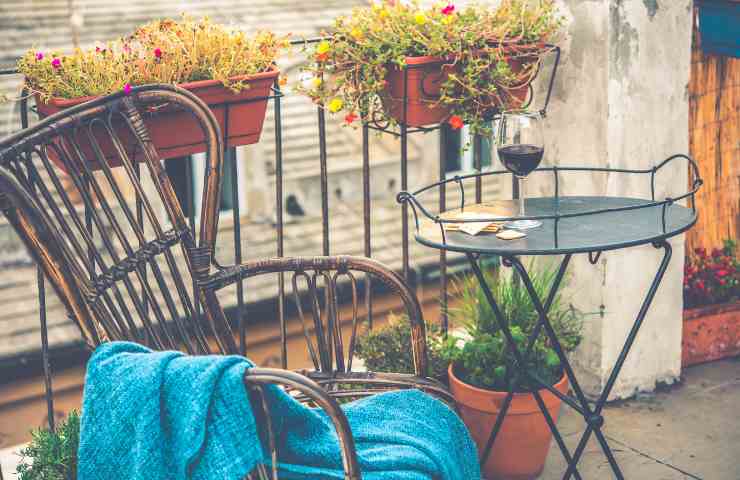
[0,85,236,355]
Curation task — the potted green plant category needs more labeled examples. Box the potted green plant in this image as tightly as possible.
[16,16,288,172]
[682,240,740,366]
[15,411,80,480]
[440,265,582,480]
[298,0,563,132]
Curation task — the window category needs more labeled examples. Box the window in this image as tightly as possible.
[444,123,494,176]
[166,147,248,222]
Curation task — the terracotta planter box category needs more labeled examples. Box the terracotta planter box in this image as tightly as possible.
[682,301,740,367]
[449,365,568,480]
[382,47,535,128]
[35,68,279,172]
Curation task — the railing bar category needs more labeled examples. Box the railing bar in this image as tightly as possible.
[273,82,287,369]
[438,124,448,333]
[361,123,373,329]
[401,66,410,282]
[318,105,330,256]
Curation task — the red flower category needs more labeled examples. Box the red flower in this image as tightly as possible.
[716,269,729,278]
[719,279,727,286]
[442,4,455,15]
[51,58,61,69]
[448,115,464,130]
[154,48,163,59]
[344,112,359,125]
[316,52,329,62]
[695,247,707,258]
[696,280,705,291]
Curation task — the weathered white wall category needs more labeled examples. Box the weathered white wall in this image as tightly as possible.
[550,0,693,399]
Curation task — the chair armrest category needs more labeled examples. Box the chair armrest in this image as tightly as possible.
[204,256,429,377]
[244,367,362,480]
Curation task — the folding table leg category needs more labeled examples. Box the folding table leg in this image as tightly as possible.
[466,254,583,480]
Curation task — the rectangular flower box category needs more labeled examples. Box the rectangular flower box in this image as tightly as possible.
[35,68,279,172]
[682,301,740,367]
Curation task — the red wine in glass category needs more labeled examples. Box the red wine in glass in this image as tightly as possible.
[498,144,544,177]
[497,111,545,230]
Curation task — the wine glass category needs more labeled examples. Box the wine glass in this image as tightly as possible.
[497,111,545,230]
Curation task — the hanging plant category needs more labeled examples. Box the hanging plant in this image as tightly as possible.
[298,0,563,134]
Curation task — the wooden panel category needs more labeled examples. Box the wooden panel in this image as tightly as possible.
[687,10,740,254]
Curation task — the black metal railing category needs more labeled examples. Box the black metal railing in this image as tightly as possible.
[0,39,561,437]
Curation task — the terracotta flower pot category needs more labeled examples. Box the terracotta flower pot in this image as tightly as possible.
[382,46,539,128]
[682,301,740,367]
[448,364,568,480]
[383,55,455,127]
[35,67,279,173]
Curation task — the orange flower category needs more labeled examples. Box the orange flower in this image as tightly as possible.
[279,76,288,86]
[448,115,463,130]
[316,52,329,62]
[345,112,359,124]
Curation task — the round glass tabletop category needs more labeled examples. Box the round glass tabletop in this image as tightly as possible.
[415,196,697,256]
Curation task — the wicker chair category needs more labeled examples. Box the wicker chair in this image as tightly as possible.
[0,85,451,479]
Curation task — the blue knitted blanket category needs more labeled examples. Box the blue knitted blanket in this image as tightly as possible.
[78,342,480,480]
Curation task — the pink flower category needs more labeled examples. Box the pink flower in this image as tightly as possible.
[154,48,162,59]
[51,58,61,69]
[35,52,44,61]
[442,4,455,15]
[123,83,132,95]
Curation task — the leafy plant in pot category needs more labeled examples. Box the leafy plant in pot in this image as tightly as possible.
[440,264,583,480]
[299,0,563,133]
[15,16,289,172]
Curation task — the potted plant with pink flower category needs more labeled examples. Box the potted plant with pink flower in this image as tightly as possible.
[15,16,288,171]
[682,240,740,366]
[298,0,563,134]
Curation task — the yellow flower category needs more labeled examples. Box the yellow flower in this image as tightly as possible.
[350,27,364,40]
[379,9,389,19]
[312,77,322,88]
[328,98,344,113]
[442,15,454,25]
[316,41,331,55]
[414,12,427,25]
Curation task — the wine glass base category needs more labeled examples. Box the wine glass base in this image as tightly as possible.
[505,220,543,230]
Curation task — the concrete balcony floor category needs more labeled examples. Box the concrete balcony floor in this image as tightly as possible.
[542,357,740,479]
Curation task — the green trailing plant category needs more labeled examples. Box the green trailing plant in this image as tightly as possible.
[15,16,289,102]
[298,0,563,134]
[16,411,80,480]
[441,263,583,392]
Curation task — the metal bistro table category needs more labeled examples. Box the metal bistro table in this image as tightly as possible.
[397,155,703,479]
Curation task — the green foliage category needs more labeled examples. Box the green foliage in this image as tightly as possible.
[355,312,450,382]
[298,0,563,135]
[443,262,583,392]
[16,411,80,480]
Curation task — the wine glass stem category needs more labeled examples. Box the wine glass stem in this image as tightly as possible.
[518,176,526,218]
